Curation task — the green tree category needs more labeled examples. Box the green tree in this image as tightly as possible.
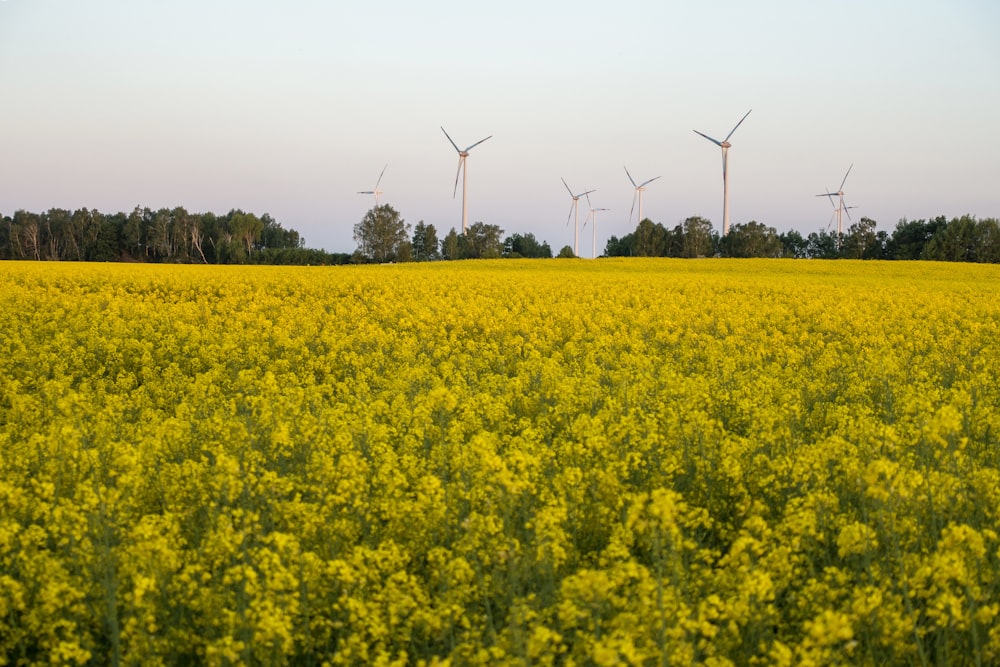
[412,221,440,261]
[974,218,1000,263]
[672,216,716,258]
[353,204,411,263]
[12,210,41,260]
[441,228,461,260]
[806,229,839,259]
[779,229,809,258]
[885,217,947,260]
[556,245,576,258]
[720,221,782,258]
[604,233,636,257]
[226,210,264,262]
[840,217,881,259]
[42,208,72,260]
[503,232,552,258]
[921,215,994,263]
[463,222,505,259]
[634,218,669,257]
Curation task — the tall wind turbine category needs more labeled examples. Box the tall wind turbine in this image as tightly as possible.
[562,178,595,257]
[357,163,388,208]
[624,167,661,226]
[694,109,752,236]
[442,126,492,234]
[583,192,609,259]
[816,164,855,238]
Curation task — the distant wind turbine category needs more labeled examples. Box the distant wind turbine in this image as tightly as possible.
[624,167,661,227]
[562,178,596,257]
[442,126,492,234]
[583,192,609,259]
[357,163,388,208]
[694,109,752,236]
[816,164,856,239]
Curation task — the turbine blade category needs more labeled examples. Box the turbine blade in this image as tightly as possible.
[843,197,853,221]
[561,177,574,197]
[840,163,853,191]
[567,201,575,227]
[639,176,662,188]
[584,191,593,209]
[358,191,373,195]
[441,126,460,153]
[693,129,723,146]
[453,157,463,198]
[817,192,837,208]
[624,166,637,187]
[375,163,388,189]
[628,191,637,225]
[724,109,752,143]
[580,189,596,197]
[465,135,492,151]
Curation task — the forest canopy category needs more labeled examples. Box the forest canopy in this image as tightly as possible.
[2,206,999,265]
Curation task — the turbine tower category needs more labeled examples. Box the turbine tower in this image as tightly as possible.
[357,163,388,208]
[816,164,855,238]
[694,109,752,236]
[583,192,609,259]
[562,178,595,257]
[624,166,661,226]
[442,126,492,234]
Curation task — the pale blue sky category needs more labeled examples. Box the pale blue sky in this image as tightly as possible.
[2,0,999,254]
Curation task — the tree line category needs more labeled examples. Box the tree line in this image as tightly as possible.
[603,214,1000,262]
[352,205,554,263]
[0,206,352,265]
[4,204,998,265]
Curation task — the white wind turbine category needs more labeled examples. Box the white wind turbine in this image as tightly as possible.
[816,164,856,238]
[582,192,609,259]
[357,163,388,208]
[562,178,596,257]
[694,109,752,236]
[625,167,661,227]
[441,126,492,234]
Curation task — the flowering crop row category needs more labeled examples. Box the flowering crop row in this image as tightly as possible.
[1,258,999,665]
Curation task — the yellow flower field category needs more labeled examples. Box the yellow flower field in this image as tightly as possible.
[1,258,999,665]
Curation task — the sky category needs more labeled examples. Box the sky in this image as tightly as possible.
[2,0,999,255]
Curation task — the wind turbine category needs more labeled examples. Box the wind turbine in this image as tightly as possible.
[624,167,661,227]
[693,109,752,236]
[441,126,492,234]
[357,163,388,208]
[562,178,595,257]
[816,164,855,239]
[583,192,609,259]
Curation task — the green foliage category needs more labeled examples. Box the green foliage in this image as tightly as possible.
[634,218,670,257]
[840,217,881,259]
[556,245,576,258]
[411,221,441,261]
[604,233,636,257]
[504,232,552,258]
[671,216,716,258]
[461,222,505,259]
[353,204,412,263]
[1,206,305,264]
[440,228,461,260]
[718,221,782,258]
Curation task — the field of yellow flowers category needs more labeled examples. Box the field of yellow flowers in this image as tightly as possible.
[1,258,999,665]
